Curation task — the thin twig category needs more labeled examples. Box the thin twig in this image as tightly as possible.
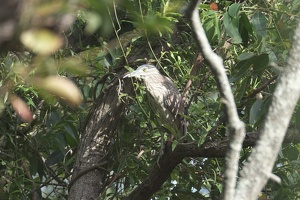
[239,75,278,106]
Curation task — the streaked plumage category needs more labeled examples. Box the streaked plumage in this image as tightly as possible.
[124,64,183,136]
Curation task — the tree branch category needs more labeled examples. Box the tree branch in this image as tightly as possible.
[239,75,278,107]
[185,1,245,199]
[234,20,300,200]
[125,129,300,200]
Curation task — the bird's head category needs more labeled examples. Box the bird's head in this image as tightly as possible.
[123,64,160,79]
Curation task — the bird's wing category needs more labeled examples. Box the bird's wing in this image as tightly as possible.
[163,77,183,117]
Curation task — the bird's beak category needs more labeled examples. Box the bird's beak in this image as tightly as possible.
[123,73,131,78]
[123,70,139,79]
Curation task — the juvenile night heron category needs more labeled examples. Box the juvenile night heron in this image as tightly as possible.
[123,64,184,138]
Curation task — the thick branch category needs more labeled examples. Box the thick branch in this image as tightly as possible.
[235,20,300,200]
[186,1,245,199]
[125,129,300,200]
[125,139,235,200]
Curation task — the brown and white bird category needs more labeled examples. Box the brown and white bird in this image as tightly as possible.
[123,64,184,138]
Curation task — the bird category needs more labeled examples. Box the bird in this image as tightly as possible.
[123,64,184,139]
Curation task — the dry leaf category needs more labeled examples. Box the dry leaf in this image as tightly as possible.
[9,95,33,122]
[39,76,82,106]
[20,29,63,55]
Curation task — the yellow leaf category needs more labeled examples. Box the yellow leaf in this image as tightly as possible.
[20,29,63,55]
[38,76,82,106]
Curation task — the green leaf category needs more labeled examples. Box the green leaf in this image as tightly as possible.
[54,133,67,153]
[224,13,242,44]
[231,54,269,82]
[28,153,44,178]
[45,150,64,166]
[237,52,254,60]
[65,125,78,148]
[239,25,249,47]
[235,77,250,102]
[230,59,253,82]
[239,12,253,47]
[213,13,221,40]
[161,123,177,136]
[295,106,300,134]
[252,53,269,75]
[64,124,78,141]
[239,12,254,35]
[172,140,178,151]
[228,3,241,18]
[202,10,221,43]
[130,155,149,172]
[251,12,267,37]
[29,156,38,176]
[199,4,210,10]
[249,97,271,124]
[249,99,263,124]
[283,145,299,161]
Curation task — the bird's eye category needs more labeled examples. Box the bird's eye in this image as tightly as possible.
[142,67,147,72]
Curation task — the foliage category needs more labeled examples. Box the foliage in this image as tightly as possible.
[0,0,300,199]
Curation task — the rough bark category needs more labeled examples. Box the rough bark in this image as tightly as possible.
[68,70,133,200]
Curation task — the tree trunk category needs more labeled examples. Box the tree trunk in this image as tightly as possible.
[68,70,133,200]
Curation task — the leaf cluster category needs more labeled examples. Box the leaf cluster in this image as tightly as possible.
[1,0,300,199]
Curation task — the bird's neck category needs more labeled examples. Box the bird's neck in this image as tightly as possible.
[143,74,168,104]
